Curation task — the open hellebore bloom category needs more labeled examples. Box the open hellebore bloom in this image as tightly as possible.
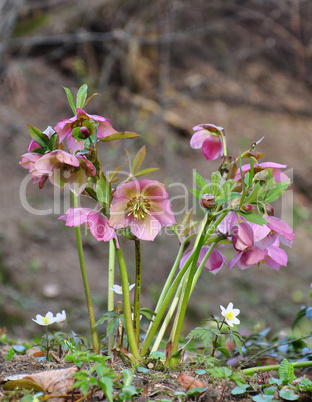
[190,123,225,161]
[110,284,135,295]
[234,162,289,183]
[220,302,240,327]
[34,150,95,195]
[179,246,228,274]
[109,179,176,241]
[54,108,117,153]
[59,207,117,243]
[265,216,294,247]
[32,311,58,326]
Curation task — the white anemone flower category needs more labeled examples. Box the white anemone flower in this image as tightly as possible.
[110,283,135,295]
[56,310,66,323]
[32,311,58,326]
[220,302,240,327]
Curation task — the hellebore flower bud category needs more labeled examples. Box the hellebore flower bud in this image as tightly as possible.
[79,126,91,139]
[240,204,256,213]
[200,194,216,209]
[265,204,274,216]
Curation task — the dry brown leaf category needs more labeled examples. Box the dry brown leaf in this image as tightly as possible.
[177,373,206,390]
[24,367,77,402]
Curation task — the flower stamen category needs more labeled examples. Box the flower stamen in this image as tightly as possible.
[127,196,151,220]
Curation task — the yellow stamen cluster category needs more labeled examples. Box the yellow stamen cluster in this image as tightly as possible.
[127,196,151,220]
[42,316,50,325]
[226,311,234,320]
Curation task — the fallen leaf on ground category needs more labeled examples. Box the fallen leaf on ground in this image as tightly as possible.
[177,373,206,390]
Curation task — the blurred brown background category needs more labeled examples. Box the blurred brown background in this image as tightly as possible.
[1,0,312,341]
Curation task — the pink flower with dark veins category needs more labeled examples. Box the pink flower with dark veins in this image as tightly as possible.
[179,246,228,275]
[190,123,225,161]
[109,179,176,241]
[54,108,117,154]
[34,150,95,195]
[59,207,118,243]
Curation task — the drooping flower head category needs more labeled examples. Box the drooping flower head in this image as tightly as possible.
[109,179,176,241]
[32,311,58,326]
[54,108,117,154]
[34,150,95,195]
[190,123,225,161]
[220,302,240,327]
[59,207,118,243]
[179,246,228,274]
[19,152,48,189]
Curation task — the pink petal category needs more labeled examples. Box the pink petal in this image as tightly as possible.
[238,247,268,269]
[202,136,223,161]
[55,150,80,167]
[67,134,85,154]
[130,214,162,241]
[265,216,294,247]
[190,130,210,149]
[59,207,92,226]
[218,211,238,234]
[232,222,254,251]
[35,152,58,173]
[87,211,117,242]
[150,199,176,226]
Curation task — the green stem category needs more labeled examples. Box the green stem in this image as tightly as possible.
[107,240,115,356]
[145,240,186,340]
[114,239,141,362]
[72,193,99,353]
[220,130,227,156]
[133,238,142,346]
[171,213,227,355]
[242,361,312,376]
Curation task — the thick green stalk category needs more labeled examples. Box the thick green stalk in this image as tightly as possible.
[243,361,312,376]
[114,239,141,362]
[107,240,115,356]
[145,240,186,340]
[72,193,99,353]
[170,212,227,355]
[133,238,142,346]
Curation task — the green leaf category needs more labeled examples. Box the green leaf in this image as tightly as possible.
[231,333,244,355]
[217,347,230,358]
[244,183,263,204]
[186,387,207,396]
[84,93,100,109]
[98,132,141,142]
[6,347,15,361]
[252,394,275,402]
[96,174,111,204]
[63,86,76,114]
[238,211,267,225]
[231,384,249,395]
[132,145,146,173]
[279,389,299,400]
[123,369,133,387]
[263,180,290,203]
[76,84,88,109]
[122,385,138,400]
[195,369,206,375]
[278,359,296,384]
[189,188,202,200]
[150,351,165,360]
[136,366,149,374]
[193,171,209,192]
[264,386,277,395]
[292,307,307,330]
[134,167,159,177]
[27,125,49,149]
[98,377,114,402]
[210,171,222,196]
[47,133,58,151]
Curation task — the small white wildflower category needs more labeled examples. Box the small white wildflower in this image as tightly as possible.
[32,311,58,326]
[56,310,66,323]
[110,284,135,295]
[220,302,240,327]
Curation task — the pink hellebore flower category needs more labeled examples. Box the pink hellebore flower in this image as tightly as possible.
[54,108,117,153]
[19,153,48,189]
[265,216,294,247]
[190,123,225,161]
[109,179,176,241]
[34,150,95,195]
[179,246,228,274]
[59,207,118,243]
[234,162,289,183]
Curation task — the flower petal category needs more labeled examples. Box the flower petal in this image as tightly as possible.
[202,135,223,161]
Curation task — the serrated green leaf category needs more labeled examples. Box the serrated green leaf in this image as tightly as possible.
[76,84,88,109]
[134,167,159,177]
[63,86,76,114]
[193,171,209,192]
[98,132,141,142]
[132,145,146,173]
[238,211,267,225]
[210,171,222,195]
[190,188,202,200]
[6,347,15,361]
[27,125,49,149]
